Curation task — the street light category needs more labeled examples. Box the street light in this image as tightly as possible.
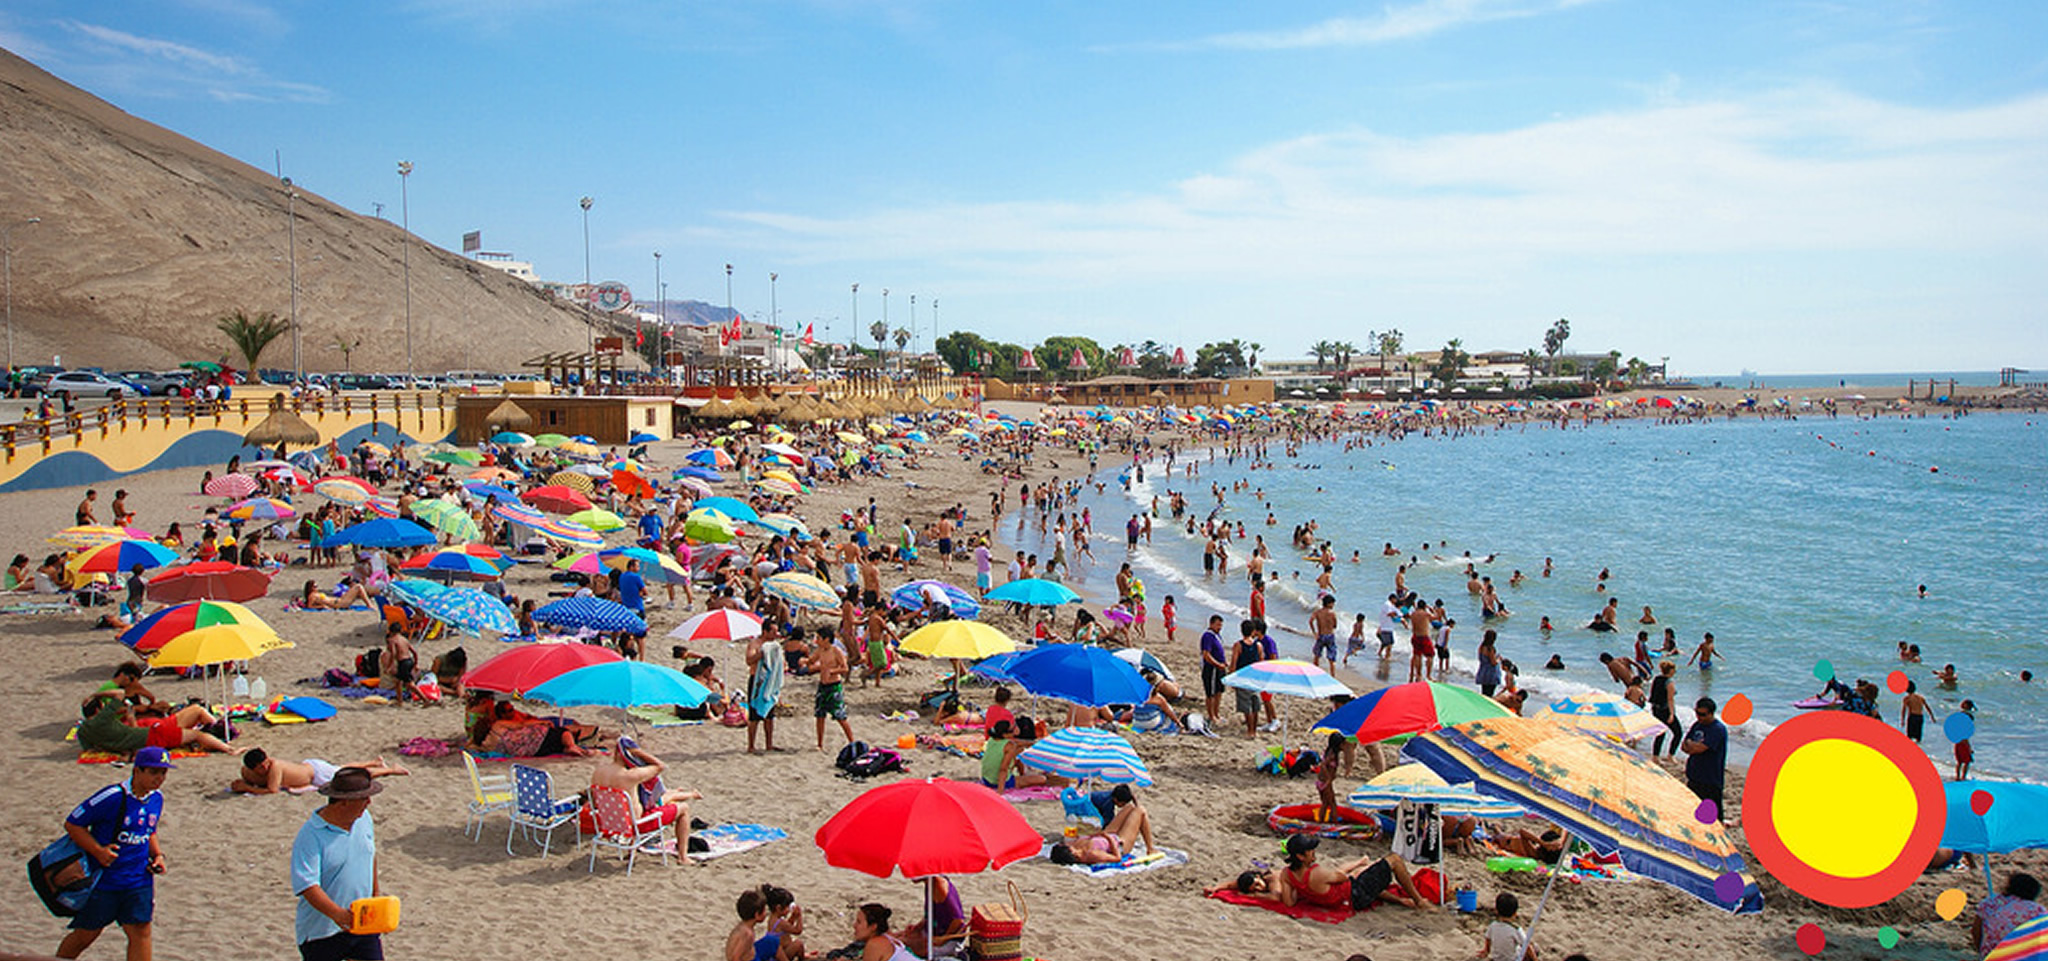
[6,216,43,375]
[397,161,413,386]
[724,263,733,314]
[652,250,662,380]
[579,196,594,382]
[283,177,301,384]
[882,288,890,374]
[769,271,778,377]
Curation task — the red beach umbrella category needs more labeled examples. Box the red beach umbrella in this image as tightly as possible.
[814,777,1040,880]
[146,561,274,603]
[463,642,623,696]
[522,484,593,515]
[667,608,763,644]
[203,473,259,498]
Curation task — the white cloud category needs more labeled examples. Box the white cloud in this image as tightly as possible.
[706,87,2048,370]
[59,20,329,103]
[1133,0,1605,52]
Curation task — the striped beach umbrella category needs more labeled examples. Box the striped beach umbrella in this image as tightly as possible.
[1222,660,1351,700]
[761,571,839,611]
[533,596,646,634]
[362,495,401,519]
[531,516,604,550]
[225,496,297,522]
[668,608,764,643]
[313,477,377,506]
[490,501,547,528]
[1347,763,1528,818]
[460,481,520,505]
[67,539,179,577]
[1311,681,1511,745]
[546,470,595,493]
[532,433,570,448]
[558,440,601,460]
[899,620,1014,660]
[203,473,258,498]
[120,600,269,652]
[408,499,481,542]
[1017,727,1152,786]
[755,477,803,496]
[673,465,723,483]
[890,580,982,619]
[1535,692,1669,742]
[685,447,734,468]
[753,513,810,538]
[1989,916,2048,961]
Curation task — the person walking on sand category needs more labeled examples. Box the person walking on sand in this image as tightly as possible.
[1682,697,1729,820]
[802,629,855,751]
[745,631,785,754]
[291,767,384,961]
[54,746,174,961]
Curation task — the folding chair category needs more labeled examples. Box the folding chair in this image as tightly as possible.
[507,763,581,856]
[462,752,514,841]
[585,786,673,875]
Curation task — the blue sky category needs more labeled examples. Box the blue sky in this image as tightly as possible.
[4,0,2045,374]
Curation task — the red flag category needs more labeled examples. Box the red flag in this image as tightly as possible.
[801,324,815,346]
[635,326,645,347]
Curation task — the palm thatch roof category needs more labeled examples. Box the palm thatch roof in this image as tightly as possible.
[242,410,320,448]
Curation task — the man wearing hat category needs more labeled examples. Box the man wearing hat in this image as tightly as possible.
[290,767,385,960]
[56,745,173,960]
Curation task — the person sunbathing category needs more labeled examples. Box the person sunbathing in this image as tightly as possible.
[472,701,600,757]
[298,579,371,610]
[230,748,409,794]
[79,692,240,756]
[1047,799,1157,865]
[1490,828,1568,865]
[1273,835,1434,911]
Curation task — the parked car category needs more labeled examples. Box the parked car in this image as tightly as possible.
[36,371,132,398]
[115,370,193,396]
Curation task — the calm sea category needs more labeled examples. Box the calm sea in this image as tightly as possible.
[1012,409,2048,778]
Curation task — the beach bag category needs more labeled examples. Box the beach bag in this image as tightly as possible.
[968,880,1027,961]
[26,834,101,918]
[356,648,381,678]
[842,747,906,780]
[834,740,871,771]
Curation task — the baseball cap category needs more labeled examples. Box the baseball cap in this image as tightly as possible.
[132,746,177,770]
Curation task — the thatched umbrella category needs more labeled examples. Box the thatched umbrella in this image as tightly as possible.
[695,396,737,420]
[243,410,320,449]
[484,399,533,431]
[725,395,761,419]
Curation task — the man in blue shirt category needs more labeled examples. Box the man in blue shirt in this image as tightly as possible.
[615,559,646,618]
[1198,615,1228,722]
[635,507,662,548]
[1682,696,1730,821]
[291,766,383,961]
[58,745,172,960]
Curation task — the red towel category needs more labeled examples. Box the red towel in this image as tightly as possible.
[1205,889,1353,925]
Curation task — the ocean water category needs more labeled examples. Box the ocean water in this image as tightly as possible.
[1011,410,2048,777]
[1686,370,2008,389]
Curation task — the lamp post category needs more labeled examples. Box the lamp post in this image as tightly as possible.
[397,161,413,386]
[3,216,40,375]
[652,250,662,380]
[909,293,916,358]
[882,287,890,374]
[769,271,778,378]
[932,298,940,373]
[579,196,593,384]
[283,178,301,385]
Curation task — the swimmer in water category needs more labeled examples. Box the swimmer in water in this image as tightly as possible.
[1639,605,1656,624]
[1539,616,1553,636]
[1543,654,1565,670]
[1687,632,1719,670]
[1933,663,1958,688]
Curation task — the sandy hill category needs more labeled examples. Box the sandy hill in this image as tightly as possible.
[0,47,605,375]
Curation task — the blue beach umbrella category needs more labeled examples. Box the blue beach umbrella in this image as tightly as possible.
[1941,781,2048,854]
[629,432,660,444]
[491,431,534,446]
[324,517,436,549]
[674,466,723,483]
[1017,727,1152,786]
[384,577,447,609]
[525,660,711,709]
[532,596,646,634]
[413,586,517,638]
[461,481,521,504]
[971,652,1022,683]
[691,496,760,523]
[890,580,982,619]
[1006,644,1151,708]
[984,578,1082,607]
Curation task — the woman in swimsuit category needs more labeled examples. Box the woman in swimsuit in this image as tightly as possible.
[1047,799,1157,865]
[851,903,919,961]
[1273,835,1431,911]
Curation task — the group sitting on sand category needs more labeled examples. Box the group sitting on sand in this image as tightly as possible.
[76,662,240,757]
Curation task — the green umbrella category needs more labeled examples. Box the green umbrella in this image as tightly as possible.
[533,433,570,448]
[409,499,481,542]
[180,360,223,373]
[682,508,737,544]
[567,508,626,532]
[425,450,483,467]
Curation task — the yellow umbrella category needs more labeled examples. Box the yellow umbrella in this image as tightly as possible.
[48,526,143,550]
[148,623,292,668]
[763,468,801,485]
[558,441,601,459]
[730,420,754,430]
[900,620,1016,660]
[867,422,890,435]
[836,431,866,445]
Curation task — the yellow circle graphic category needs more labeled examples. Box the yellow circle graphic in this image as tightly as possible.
[1772,739,1917,878]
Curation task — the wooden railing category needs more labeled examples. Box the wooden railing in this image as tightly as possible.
[0,391,457,463]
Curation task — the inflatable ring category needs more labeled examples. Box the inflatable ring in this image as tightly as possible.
[1267,803,1381,840]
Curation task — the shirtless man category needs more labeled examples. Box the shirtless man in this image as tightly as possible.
[1600,653,1639,688]
[803,633,855,750]
[230,749,408,795]
[1407,599,1434,684]
[1307,596,1340,673]
[858,551,883,599]
[1687,632,1721,671]
[1899,680,1936,743]
[591,735,700,838]
[835,537,863,589]
[381,623,420,704]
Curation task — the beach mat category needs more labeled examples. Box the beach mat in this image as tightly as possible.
[689,823,788,861]
[78,748,210,765]
[626,705,705,728]
[1001,785,1063,803]
[1040,843,1191,876]
[1205,888,1352,924]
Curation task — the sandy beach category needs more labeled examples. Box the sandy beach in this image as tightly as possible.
[1,404,2038,961]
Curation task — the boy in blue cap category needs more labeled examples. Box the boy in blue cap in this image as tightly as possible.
[57,745,172,960]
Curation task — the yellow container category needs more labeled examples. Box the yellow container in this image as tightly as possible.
[349,896,401,935]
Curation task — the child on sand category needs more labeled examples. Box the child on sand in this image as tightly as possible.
[1316,731,1345,822]
[725,888,799,961]
[1478,892,1536,961]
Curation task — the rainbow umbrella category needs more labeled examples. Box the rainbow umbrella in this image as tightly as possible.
[120,599,270,652]
[147,622,291,668]
[1017,727,1151,786]
[531,516,604,550]
[66,539,178,577]
[48,525,154,550]
[362,495,401,519]
[761,572,839,611]
[755,477,803,496]
[587,547,689,583]
[1404,715,1763,915]
[685,447,734,468]
[490,501,547,528]
[1310,681,1510,744]
[1989,915,2048,961]
[225,497,298,522]
[409,498,481,542]
[1535,692,1668,742]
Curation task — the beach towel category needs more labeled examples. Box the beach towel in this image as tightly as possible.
[688,823,789,862]
[0,601,77,616]
[77,748,209,765]
[285,604,370,613]
[1000,786,1063,803]
[748,641,785,718]
[1040,843,1190,876]
[1205,889,1351,925]
[626,705,706,728]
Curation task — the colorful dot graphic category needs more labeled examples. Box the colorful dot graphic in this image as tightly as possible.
[1724,693,1754,726]
[1887,670,1909,694]
[1937,888,1969,921]
[1742,711,1948,908]
[1878,926,1901,949]
[1713,872,1745,904]
[1972,790,1995,816]
[1695,799,1719,824]
[1813,659,1834,682]
[1795,923,1826,955]
[1946,712,1976,744]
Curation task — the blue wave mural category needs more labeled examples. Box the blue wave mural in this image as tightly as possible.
[0,422,454,493]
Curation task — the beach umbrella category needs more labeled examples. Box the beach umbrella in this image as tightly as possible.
[225,497,297,522]
[1347,763,1527,818]
[203,473,259,498]
[491,501,547,528]
[546,469,596,493]
[491,431,534,446]
[425,449,483,467]
[362,496,401,519]
[460,481,521,505]
[676,477,714,497]
[409,499,481,542]
[411,585,518,638]
[970,652,1022,683]
[567,508,627,532]
[533,596,646,634]
[1223,660,1351,700]
[692,496,760,523]
[1017,727,1152,786]
[464,642,623,695]
[531,516,605,550]
[524,485,593,514]
[120,600,270,652]
[525,661,710,710]
[49,525,154,550]
[610,470,656,500]
[762,443,805,463]
[400,546,511,581]
[1007,644,1150,708]
[1942,781,2048,854]
[890,580,982,619]
[1111,648,1173,681]
[1404,715,1764,922]
[147,622,291,669]
[683,509,739,544]
[145,561,273,603]
[899,620,1015,660]
[668,608,764,644]
[754,477,803,497]
[629,431,660,444]
[753,513,810,538]
[761,571,840,611]
[532,433,570,448]
[467,467,521,483]
[324,517,436,549]
[815,777,1040,880]
[559,440,601,460]
[1099,607,1135,628]
[685,448,734,468]
[674,465,723,483]
[984,578,1082,607]
[1534,692,1668,742]
[587,546,689,583]
[66,539,178,577]
[1989,915,2048,961]
[314,477,377,506]
[1311,681,1510,744]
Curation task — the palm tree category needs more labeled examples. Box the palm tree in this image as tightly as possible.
[1247,342,1263,373]
[217,309,291,375]
[1376,329,1404,388]
[869,320,887,357]
[328,334,362,373]
[1308,340,1334,371]
[892,327,910,372]
[1333,341,1358,369]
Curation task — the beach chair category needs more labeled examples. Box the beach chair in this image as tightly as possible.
[461,752,514,841]
[507,764,582,857]
[585,786,672,875]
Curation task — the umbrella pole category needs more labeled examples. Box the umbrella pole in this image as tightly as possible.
[1517,828,1568,960]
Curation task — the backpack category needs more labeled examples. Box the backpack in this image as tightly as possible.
[842,748,906,780]
[355,647,382,678]
[1286,749,1322,779]
[835,740,871,771]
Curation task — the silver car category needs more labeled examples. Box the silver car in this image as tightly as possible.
[39,371,131,398]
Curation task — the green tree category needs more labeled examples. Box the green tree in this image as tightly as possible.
[869,320,888,357]
[891,327,910,370]
[1626,356,1648,386]
[1247,342,1263,373]
[1333,341,1358,369]
[328,334,361,373]
[1308,340,1336,371]
[1038,335,1107,380]
[1591,350,1621,385]
[1374,329,1404,387]
[1543,318,1571,375]
[217,309,291,374]
[1192,341,1248,378]
[1432,338,1471,386]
